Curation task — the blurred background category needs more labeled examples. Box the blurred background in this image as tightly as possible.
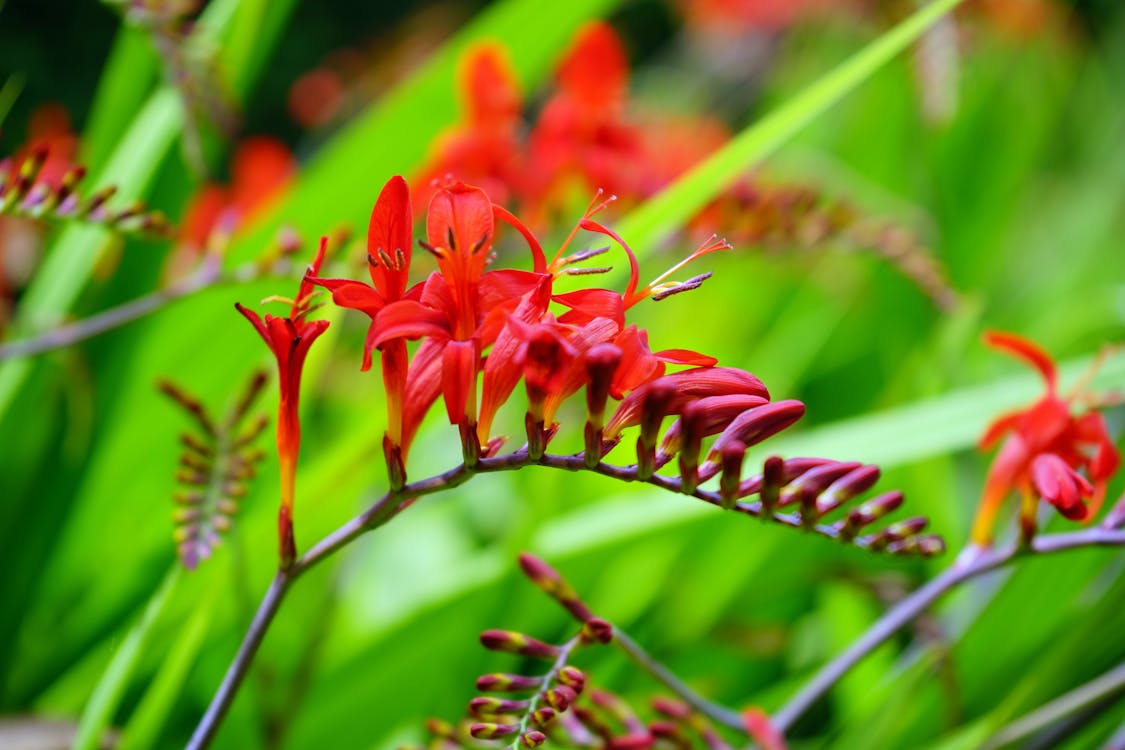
[1,0,1124,747]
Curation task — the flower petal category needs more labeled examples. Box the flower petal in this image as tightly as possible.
[368,175,413,299]
[984,330,1058,391]
[371,299,450,348]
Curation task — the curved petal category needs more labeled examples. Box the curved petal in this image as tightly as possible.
[371,299,450,348]
[311,277,385,317]
[368,175,413,299]
[656,348,718,367]
[984,331,1058,391]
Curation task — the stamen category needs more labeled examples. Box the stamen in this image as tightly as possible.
[562,266,612,276]
[471,232,491,255]
[418,239,444,259]
[651,272,713,301]
[376,248,396,270]
[446,226,457,252]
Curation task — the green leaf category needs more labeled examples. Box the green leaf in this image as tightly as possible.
[72,566,181,750]
[615,0,968,251]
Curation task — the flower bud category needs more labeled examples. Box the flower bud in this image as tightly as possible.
[470,722,519,740]
[580,617,614,644]
[637,381,676,479]
[837,491,904,540]
[719,440,747,510]
[469,696,529,717]
[522,730,547,747]
[531,706,556,726]
[546,685,578,712]
[479,630,560,660]
[557,666,586,693]
[584,344,622,466]
[476,673,543,692]
[518,552,593,622]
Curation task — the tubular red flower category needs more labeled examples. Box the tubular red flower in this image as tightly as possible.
[971,331,1121,545]
[236,240,329,567]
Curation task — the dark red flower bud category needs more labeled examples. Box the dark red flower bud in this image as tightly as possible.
[480,630,560,659]
[557,666,586,693]
[585,343,623,467]
[546,685,578,712]
[837,491,904,540]
[719,440,747,510]
[675,401,707,494]
[637,380,676,479]
[470,722,520,739]
[581,617,614,644]
[470,696,529,717]
[887,534,945,556]
[778,461,863,508]
[651,697,692,719]
[707,400,805,462]
[522,730,548,747]
[531,706,556,726]
[518,553,593,622]
[816,464,881,514]
[758,455,786,517]
[869,516,928,551]
[1032,453,1094,520]
[476,673,543,692]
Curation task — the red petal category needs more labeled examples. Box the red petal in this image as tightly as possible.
[557,22,628,111]
[441,339,480,424]
[368,175,413,299]
[479,269,550,315]
[427,182,494,257]
[656,348,718,367]
[554,288,625,327]
[978,409,1023,451]
[461,44,522,128]
[984,330,1058,391]
[312,277,385,317]
[401,338,445,454]
[371,299,450,348]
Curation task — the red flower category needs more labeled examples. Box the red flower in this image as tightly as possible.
[236,241,330,567]
[971,331,1120,545]
[416,44,525,207]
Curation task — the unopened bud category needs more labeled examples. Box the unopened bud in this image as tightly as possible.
[522,730,547,747]
[480,630,560,660]
[469,696,529,717]
[557,666,586,693]
[869,516,928,551]
[518,553,593,622]
[719,440,747,510]
[546,685,578,712]
[780,461,862,508]
[651,697,692,719]
[675,401,707,494]
[759,455,785,518]
[580,617,614,644]
[818,464,881,514]
[531,706,556,726]
[470,722,519,740]
[637,381,676,479]
[476,673,543,692]
[710,400,805,458]
[838,491,904,540]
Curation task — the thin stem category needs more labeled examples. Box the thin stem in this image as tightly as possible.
[983,660,1125,749]
[613,627,745,732]
[186,571,291,750]
[0,257,291,361]
[771,526,1125,733]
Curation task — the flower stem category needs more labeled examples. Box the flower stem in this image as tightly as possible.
[770,527,1125,734]
[613,627,745,732]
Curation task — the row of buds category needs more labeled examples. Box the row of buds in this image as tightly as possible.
[460,554,610,745]
[0,149,173,237]
[161,371,270,569]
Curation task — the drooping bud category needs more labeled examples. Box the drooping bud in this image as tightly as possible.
[531,706,556,726]
[476,673,544,692]
[470,722,520,740]
[868,516,928,551]
[518,553,593,622]
[676,401,707,494]
[1031,453,1093,520]
[580,617,614,644]
[759,455,785,518]
[480,630,561,660]
[778,461,862,508]
[637,380,676,479]
[799,485,819,530]
[887,534,945,556]
[837,491,904,541]
[708,401,805,460]
[521,731,548,748]
[719,440,747,510]
[469,696,530,718]
[557,666,586,694]
[546,685,578,712]
[817,464,881,514]
[584,344,622,467]
[651,697,693,720]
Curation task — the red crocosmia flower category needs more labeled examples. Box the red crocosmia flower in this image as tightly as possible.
[526,22,646,212]
[309,176,423,477]
[370,182,549,442]
[971,331,1121,545]
[416,44,525,207]
[181,136,295,250]
[236,240,330,568]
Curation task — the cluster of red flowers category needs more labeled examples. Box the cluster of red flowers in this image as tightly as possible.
[307,175,776,486]
[972,332,1120,545]
[416,22,731,228]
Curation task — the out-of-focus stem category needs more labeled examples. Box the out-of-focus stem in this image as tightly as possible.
[771,527,1125,735]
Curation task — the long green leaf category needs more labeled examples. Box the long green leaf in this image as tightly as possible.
[615,0,967,250]
[72,566,181,750]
